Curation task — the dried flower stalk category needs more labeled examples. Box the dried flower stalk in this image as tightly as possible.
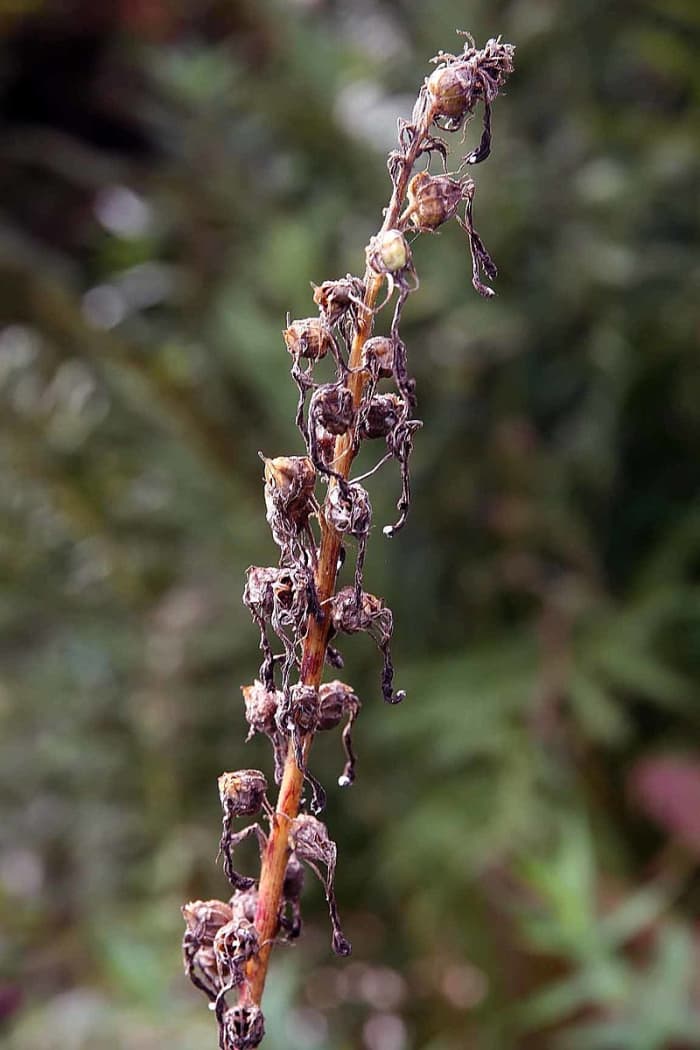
[182,32,514,1048]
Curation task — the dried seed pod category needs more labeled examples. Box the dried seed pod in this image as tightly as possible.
[283,317,333,362]
[318,680,361,786]
[275,683,326,814]
[427,63,473,122]
[218,770,271,890]
[362,336,395,379]
[182,899,233,1001]
[283,317,347,435]
[262,454,317,559]
[215,999,265,1050]
[213,917,259,989]
[308,384,355,483]
[290,814,351,957]
[359,393,404,441]
[243,565,319,693]
[366,228,411,275]
[241,680,279,740]
[329,587,405,704]
[405,171,465,231]
[241,680,288,785]
[219,769,270,819]
[312,275,366,328]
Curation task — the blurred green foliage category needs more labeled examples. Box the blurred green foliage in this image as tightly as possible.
[0,2,699,1048]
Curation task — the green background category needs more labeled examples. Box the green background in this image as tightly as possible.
[1,2,699,1048]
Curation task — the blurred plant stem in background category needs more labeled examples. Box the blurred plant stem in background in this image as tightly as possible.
[0,2,699,1049]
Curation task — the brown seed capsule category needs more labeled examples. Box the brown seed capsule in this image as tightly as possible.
[218,769,269,818]
[263,455,316,527]
[310,384,355,436]
[359,393,404,440]
[406,171,464,231]
[362,336,395,379]
[312,276,365,327]
[182,899,233,945]
[283,317,333,360]
[426,64,472,120]
[366,229,411,274]
[241,680,280,739]
[182,899,234,1001]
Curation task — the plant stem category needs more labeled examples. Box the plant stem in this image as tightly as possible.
[243,100,436,1004]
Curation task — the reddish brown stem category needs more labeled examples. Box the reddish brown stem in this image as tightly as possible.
[243,99,436,1006]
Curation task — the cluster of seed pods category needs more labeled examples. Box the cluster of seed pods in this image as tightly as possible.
[182,33,514,1049]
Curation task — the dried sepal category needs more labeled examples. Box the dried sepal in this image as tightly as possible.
[290,814,351,957]
[318,680,361,786]
[456,177,498,298]
[329,587,405,704]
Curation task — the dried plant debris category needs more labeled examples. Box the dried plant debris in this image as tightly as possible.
[183,30,513,1047]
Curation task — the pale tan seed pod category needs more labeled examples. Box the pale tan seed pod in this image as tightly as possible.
[406,171,464,231]
[366,229,411,274]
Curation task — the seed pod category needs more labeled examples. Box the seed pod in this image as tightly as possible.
[218,769,269,819]
[218,771,271,890]
[312,276,365,327]
[359,393,404,440]
[406,171,464,231]
[263,454,316,532]
[366,229,411,275]
[182,899,233,1001]
[362,336,394,379]
[309,384,354,437]
[427,63,473,121]
[182,899,233,944]
[241,680,279,740]
[283,317,333,361]
[216,1001,266,1050]
[213,917,259,988]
